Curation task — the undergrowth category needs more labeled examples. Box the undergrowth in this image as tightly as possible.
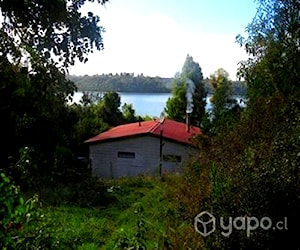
[17,174,201,249]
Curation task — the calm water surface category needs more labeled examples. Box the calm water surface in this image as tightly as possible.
[71,92,244,117]
[71,92,172,116]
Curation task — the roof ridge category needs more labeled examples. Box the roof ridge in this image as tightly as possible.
[147,119,160,133]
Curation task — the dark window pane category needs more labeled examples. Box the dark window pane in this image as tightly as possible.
[163,154,181,163]
[117,151,135,159]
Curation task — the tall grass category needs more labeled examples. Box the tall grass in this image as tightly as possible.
[21,174,200,249]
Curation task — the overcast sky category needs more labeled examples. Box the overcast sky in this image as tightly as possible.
[69,0,257,80]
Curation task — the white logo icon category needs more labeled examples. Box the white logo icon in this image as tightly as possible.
[194,211,216,237]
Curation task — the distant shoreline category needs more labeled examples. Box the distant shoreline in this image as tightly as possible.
[76,89,172,94]
[68,74,247,96]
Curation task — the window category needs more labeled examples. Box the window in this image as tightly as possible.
[163,154,182,163]
[117,151,135,159]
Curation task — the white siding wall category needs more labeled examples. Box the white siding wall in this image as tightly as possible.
[89,135,198,178]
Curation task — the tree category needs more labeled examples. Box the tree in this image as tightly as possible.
[205,68,240,134]
[97,92,123,126]
[69,102,109,157]
[182,54,203,84]
[69,74,171,93]
[236,0,300,101]
[0,0,108,181]
[122,103,137,123]
[165,76,187,122]
[165,55,207,127]
[0,0,108,69]
[169,1,300,249]
[210,68,235,115]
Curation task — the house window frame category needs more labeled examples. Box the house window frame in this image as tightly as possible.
[117,151,136,159]
[163,154,182,163]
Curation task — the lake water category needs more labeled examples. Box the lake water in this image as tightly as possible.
[71,92,172,116]
[71,92,244,117]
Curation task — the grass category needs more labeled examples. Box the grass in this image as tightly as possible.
[26,175,193,249]
[44,206,114,249]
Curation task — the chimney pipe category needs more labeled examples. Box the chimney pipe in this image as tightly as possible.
[186,112,191,133]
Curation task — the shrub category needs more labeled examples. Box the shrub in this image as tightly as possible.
[169,95,300,249]
[0,172,55,249]
[40,175,115,208]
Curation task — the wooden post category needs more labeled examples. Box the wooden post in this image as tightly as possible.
[159,128,163,177]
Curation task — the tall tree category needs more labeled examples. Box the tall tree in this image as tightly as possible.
[165,55,207,127]
[236,0,300,101]
[164,75,187,122]
[0,0,108,69]
[224,1,300,247]
[122,103,137,123]
[210,68,235,116]
[206,68,240,135]
[0,0,108,178]
[97,92,123,126]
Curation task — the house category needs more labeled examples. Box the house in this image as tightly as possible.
[85,118,201,178]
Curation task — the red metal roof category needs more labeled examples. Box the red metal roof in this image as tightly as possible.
[85,119,201,145]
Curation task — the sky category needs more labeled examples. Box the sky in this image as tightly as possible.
[69,0,258,80]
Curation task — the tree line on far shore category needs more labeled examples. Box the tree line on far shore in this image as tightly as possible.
[68,73,247,95]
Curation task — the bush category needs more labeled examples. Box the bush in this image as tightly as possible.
[0,172,55,249]
[70,176,115,207]
[170,95,300,249]
[40,175,115,208]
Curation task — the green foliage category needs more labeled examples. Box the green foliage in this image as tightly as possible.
[69,74,172,93]
[40,175,115,208]
[70,74,247,95]
[210,162,231,207]
[176,108,297,249]
[236,0,300,100]
[70,102,109,147]
[0,172,53,249]
[6,147,39,190]
[97,92,124,126]
[179,89,300,249]
[122,103,137,123]
[172,1,300,246]
[70,176,114,207]
[0,0,108,69]
[204,68,242,135]
[0,0,110,184]
[140,115,155,121]
[210,68,234,109]
[165,77,187,122]
[182,54,203,84]
[65,91,141,182]
[41,205,114,249]
[113,204,147,250]
[70,92,139,146]
[0,172,24,248]
[165,55,207,127]
[19,176,185,249]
